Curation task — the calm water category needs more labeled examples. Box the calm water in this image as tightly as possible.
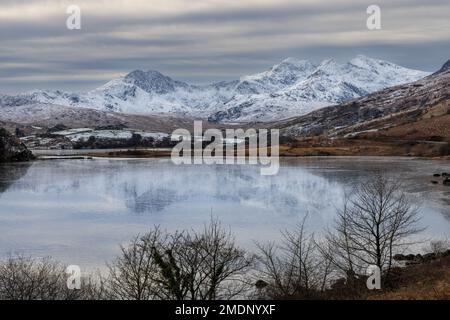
[0,157,449,270]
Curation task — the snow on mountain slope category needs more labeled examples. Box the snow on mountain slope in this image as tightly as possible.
[0,55,429,123]
[236,58,317,94]
[0,103,201,133]
[209,56,430,122]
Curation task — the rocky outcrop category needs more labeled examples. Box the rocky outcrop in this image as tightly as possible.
[0,128,34,162]
[394,250,450,265]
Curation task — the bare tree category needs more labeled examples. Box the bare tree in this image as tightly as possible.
[151,218,254,300]
[255,216,331,299]
[0,255,101,300]
[423,238,450,255]
[325,173,424,279]
[106,219,254,300]
[106,227,164,300]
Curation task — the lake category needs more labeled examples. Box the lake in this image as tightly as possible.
[0,157,449,270]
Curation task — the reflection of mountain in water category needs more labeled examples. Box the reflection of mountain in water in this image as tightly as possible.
[119,164,345,218]
[125,188,187,214]
[1,160,346,218]
[2,158,449,239]
[0,162,32,194]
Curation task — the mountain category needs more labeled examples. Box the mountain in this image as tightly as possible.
[209,55,429,122]
[433,59,450,75]
[0,55,429,123]
[275,60,450,142]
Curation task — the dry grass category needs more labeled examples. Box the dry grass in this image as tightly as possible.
[366,115,450,142]
[373,281,450,300]
[369,256,450,300]
[81,141,449,159]
[278,140,447,157]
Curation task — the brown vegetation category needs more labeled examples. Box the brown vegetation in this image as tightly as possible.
[278,137,450,157]
[370,255,450,300]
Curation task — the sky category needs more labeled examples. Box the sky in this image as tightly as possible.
[0,0,449,93]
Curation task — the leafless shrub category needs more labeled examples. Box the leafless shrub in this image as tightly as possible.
[106,219,254,300]
[255,216,332,299]
[152,218,254,300]
[424,239,450,255]
[105,227,164,300]
[0,255,101,300]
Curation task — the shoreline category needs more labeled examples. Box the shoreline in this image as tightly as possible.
[30,147,450,161]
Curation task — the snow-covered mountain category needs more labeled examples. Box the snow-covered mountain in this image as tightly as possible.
[0,55,429,122]
[209,55,429,122]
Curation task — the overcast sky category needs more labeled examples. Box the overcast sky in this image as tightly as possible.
[1,0,449,93]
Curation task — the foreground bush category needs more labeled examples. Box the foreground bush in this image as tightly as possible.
[0,255,101,300]
[255,216,332,299]
[106,219,255,300]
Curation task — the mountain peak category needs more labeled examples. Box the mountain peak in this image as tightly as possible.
[279,57,311,66]
[433,59,450,75]
[125,69,166,81]
[273,58,316,75]
[124,69,185,94]
[315,58,341,74]
[238,57,316,93]
[281,57,300,63]
[321,58,337,64]
[352,54,376,62]
[349,55,398,70]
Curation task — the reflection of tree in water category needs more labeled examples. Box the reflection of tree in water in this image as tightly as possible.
[0,162,32,194]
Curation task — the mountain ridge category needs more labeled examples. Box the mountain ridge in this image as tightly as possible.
[274,60,449,140]
[0,55,429,123]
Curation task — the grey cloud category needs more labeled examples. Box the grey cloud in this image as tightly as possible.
[0,0,448,93]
